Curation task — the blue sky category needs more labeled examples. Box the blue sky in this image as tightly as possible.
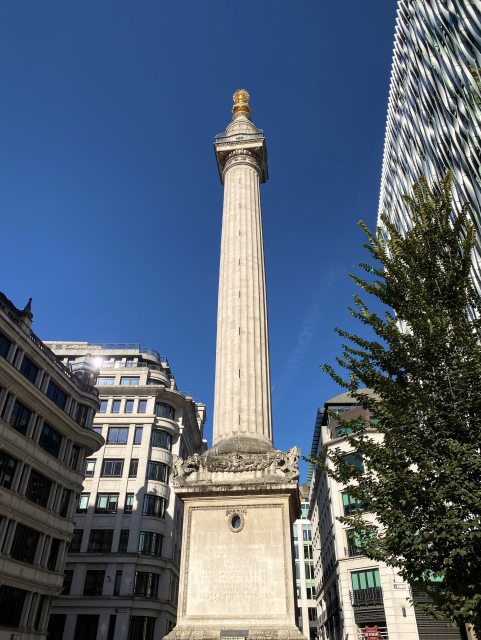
[0,1,398,479]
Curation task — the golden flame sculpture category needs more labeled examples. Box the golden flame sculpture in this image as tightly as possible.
[232,89,251,117]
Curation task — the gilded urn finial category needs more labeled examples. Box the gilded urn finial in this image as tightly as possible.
[232,89,251,119]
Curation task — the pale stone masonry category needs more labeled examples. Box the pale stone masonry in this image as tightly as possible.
[45,342,206,640]
[0,294,103,640]
[213,92,271,449]
[165,91,303,640]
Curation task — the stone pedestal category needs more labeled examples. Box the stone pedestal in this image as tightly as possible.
[165,446,305,640]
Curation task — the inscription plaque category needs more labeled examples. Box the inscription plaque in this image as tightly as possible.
[185,505,287,617]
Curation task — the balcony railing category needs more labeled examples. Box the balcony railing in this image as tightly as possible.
[345,545,362,557]
[29,332,99,397]
[101,361,168,373]
[350,587,384,606]
[357,627,389,639]
[88,344,165,361]
[214,131,264,144]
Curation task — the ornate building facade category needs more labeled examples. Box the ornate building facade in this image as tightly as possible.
[0,294,103,640]
[378,0,481,292]
[45,342,206,640]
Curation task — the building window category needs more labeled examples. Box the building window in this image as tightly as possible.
[309,628,318,640]
[39,422,63,458]
[0,449,18,490]
[147,379,162,386]
[134,427,143,444]
[47,537,61,571]
[10,523,40,564]
[293,524,298,541]
[8,399,31,436]
[121,377,139,386]
[343,453,364,472]
[302,525,312,541]
[62,570,74,595]
[150,429,171,450]
[85,459,96,477]
[143,494,166,518]
[74,615,100,640]
[102,459,124,477]
[83,570,105,595]
[147,461,169,483]
[139,531,163,557]
[19,355,39,384]
[75,404,89,427]
[46,381,67,410]
[129,459,138,478]
[342,492,363,516]
[305,563,315,579]
[96,493,119,513]
[97,377,115,386]
[294,545,299,560]
[112,400,121,413]
[295,563,300,579]
[88,530,113,553]
[128,617,155,640]
[107,427,128,444]
[92,427,102,435]
[308,608,317,622]
[154,402,175,420]
[25,469,52,508]
[77,493,90,513]
[124,493,134,513]
[351,568,381,591]
[99,400,108,413]
[69,445,80,470]
[0,584,27,628]
[138,400,147,413]
[69,529,83,552]
[304,545,313,560]
[0,331,12,360]
[114,570,122,596]
[134,572,159,598]
[59,489,72,518]
[125,400,134,413]
[126,358,134,368]
[306,585,315,599]
[347,530,362,556]
[118,530,129,552]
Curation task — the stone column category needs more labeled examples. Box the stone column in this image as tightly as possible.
[0,386,9,415]
[6,342,17,364]
[26,410,38,439]
[34,533,47,566]
[213,109,272,451]
[11,460,25,493]
[2,392,17,423]
[27,592,39,629]
[18,464,31,496]
[0,516,9,550]
[13,347,25,370]
[2,519,18,556]
[19,589,33,628]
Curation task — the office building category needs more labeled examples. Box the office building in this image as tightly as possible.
[379,0,481,292]
[308,392,467,640]
[45,342,206,640]
[0,293,103,640]
[294,484,317,640]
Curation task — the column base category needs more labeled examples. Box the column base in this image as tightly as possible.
[165,625,306,640]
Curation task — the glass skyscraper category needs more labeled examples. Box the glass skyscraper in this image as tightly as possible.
[378,0,481,292]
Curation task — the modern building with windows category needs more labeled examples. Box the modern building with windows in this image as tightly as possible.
[307,392,468,640]
[379,1,481,293]
[45,342,207,640]
[294,483,317,640]
[0,293,103,640]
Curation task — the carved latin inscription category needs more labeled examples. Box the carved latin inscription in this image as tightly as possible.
[185,505,287,618]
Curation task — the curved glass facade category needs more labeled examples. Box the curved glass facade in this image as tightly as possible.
[379,1,481,292]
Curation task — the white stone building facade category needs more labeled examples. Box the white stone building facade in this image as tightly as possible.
[45,342,206,640]
[307,393,468,640]
[294,483,317,640]
[0,294,103,640]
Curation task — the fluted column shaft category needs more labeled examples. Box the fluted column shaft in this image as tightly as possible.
[213,154,272,445]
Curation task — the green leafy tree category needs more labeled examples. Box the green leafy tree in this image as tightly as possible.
[309,172,481,634]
